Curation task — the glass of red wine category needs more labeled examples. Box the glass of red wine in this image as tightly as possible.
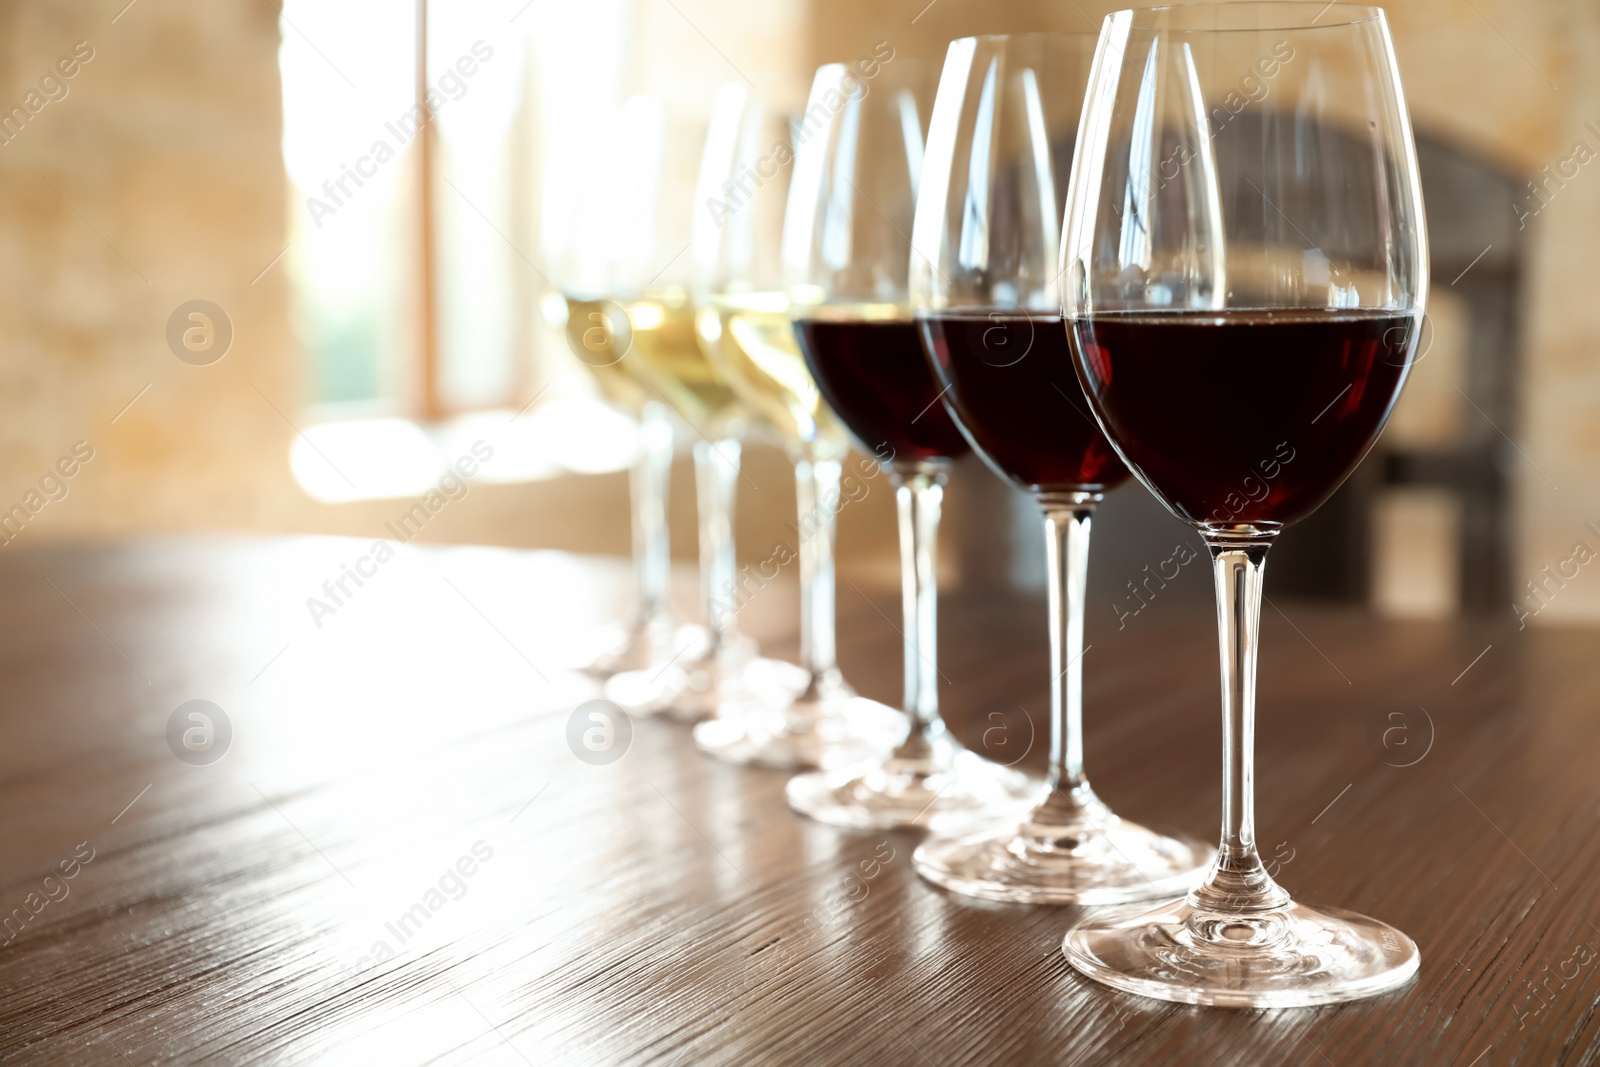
[783,57,1033,831]
[907,32,1209,904]
[1058,3,1427,1006]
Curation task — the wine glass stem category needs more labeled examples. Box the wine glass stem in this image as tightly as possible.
[796,447,842,680]
[695,437,741,650]
[892,464,947,756]
[1040,491,1101,796]
[1194,534,1289,913]
[632,402,674,623]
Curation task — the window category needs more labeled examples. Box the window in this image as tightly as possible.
[278,0,635,501]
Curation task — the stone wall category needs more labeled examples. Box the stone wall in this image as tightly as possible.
[0,0,298,546]
[0,0,804,568]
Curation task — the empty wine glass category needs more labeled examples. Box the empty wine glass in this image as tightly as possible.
[908,32,1209,903]
[782,58,1033,831]
[1059,2,1426,1005]
[690,81,904,767]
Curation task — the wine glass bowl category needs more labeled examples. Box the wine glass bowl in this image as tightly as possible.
[917,311,1127,493]
[620,288,745,436]
[1058,2,1427,1005]
[795,312,970,465]
[1071,307,1415,530]
[696,291,848,451]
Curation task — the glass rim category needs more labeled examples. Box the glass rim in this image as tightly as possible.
[812,54,939,72]
[947,29,1102,46]
[1119,1,1384,32]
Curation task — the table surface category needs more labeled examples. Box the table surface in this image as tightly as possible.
[0,536,1594,1066]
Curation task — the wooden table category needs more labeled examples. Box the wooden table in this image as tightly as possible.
[0,536,1594,1065]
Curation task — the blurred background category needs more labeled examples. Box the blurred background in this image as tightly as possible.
[0,0,1593,624]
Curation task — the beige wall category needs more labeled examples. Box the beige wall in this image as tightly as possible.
[1509,2,1600,621]
[0,0,297,537]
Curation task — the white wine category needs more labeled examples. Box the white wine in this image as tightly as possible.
[545,291,650,415]
[620,289,742,429]
[546,289,745,430]
[697,292,845,449]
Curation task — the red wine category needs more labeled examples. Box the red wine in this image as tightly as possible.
[794,316,970,463]
[1069,309,1413,527]
[918,311,1129,493]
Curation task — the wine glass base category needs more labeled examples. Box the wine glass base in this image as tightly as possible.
[914,811,1207,905]
[786,747,1034,834]
[603,632,778,722]
[583,620,709,680]
[694,695,906,770]
[1061,895,1420,1007]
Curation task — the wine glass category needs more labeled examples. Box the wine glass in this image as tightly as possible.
[782,59,1033,831]
[908,32,1209,903]
[689,80,904,767]
[1059,2,1426,1005]
[541,96,703,680]
[562,96,785,722]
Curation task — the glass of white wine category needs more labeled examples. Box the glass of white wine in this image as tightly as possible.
[689,81,904,768]
[568,95,795,722]
[541,96,701,680]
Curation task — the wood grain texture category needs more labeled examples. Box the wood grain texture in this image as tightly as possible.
[0,536,1594,1065]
